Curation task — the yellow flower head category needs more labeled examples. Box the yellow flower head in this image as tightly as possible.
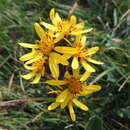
[19,23,69,83]
[21,56,47,84]
[40,8,93,38]
[19,23,62,56]
[45,69,102,121]
[55,35,103,72]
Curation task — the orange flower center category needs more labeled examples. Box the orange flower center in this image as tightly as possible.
[68,78,83,94]
[42,43,54,55]
[74,47,87,59]
[36,40,55,56]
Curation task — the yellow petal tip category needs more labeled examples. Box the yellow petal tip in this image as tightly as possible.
[48,106,52,111]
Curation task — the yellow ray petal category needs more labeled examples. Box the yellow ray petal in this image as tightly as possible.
[68,103,76,121]
[55,12,61,22]
[18,43,37,48]
[73,35,81,47]
[71,28,93,35]
[31,74,41,84]
[85,47,99,56]
[81,85,102,95]
[19,52,34,61]
[81,35,87,49]
[55,47,78,54]
[70,15,77,25]
[52,52,69,65]
[87,85,102,91]
[48,102,60,110]
[72,68,79,79]
[49,54,59,79]
[71,57,79,69]
[60,94,73,109]
[54,33,64,43]
[50,8,57,25]
[73,99,89,111]
[81,60,95,72]
[87,57,104,64]
[40,22,56,31]
[34,23,46,40]
[72,22,84,31]
[25,57,40,65]
[48,30,54,38]
[80,71,91,82]
[21,72,35,80]
[62,54,72,60]
[45,80,67,86]
[56,89,69,103]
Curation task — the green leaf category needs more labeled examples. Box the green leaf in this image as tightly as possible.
[121,108,130,119]
[85,116,103,130]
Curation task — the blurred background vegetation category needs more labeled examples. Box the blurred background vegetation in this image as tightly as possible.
[0,0,130,129]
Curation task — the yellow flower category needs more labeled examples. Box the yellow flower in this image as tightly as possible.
[19,23,69,83]
[55,35,103,72]
[40,8,92,38]
[45,69,102,121]
[21,56,47,84]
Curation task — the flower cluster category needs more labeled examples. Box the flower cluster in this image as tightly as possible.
[19,8,103,121]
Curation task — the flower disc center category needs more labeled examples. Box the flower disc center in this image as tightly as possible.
[68,78,83,94]
[37,40,54,56]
